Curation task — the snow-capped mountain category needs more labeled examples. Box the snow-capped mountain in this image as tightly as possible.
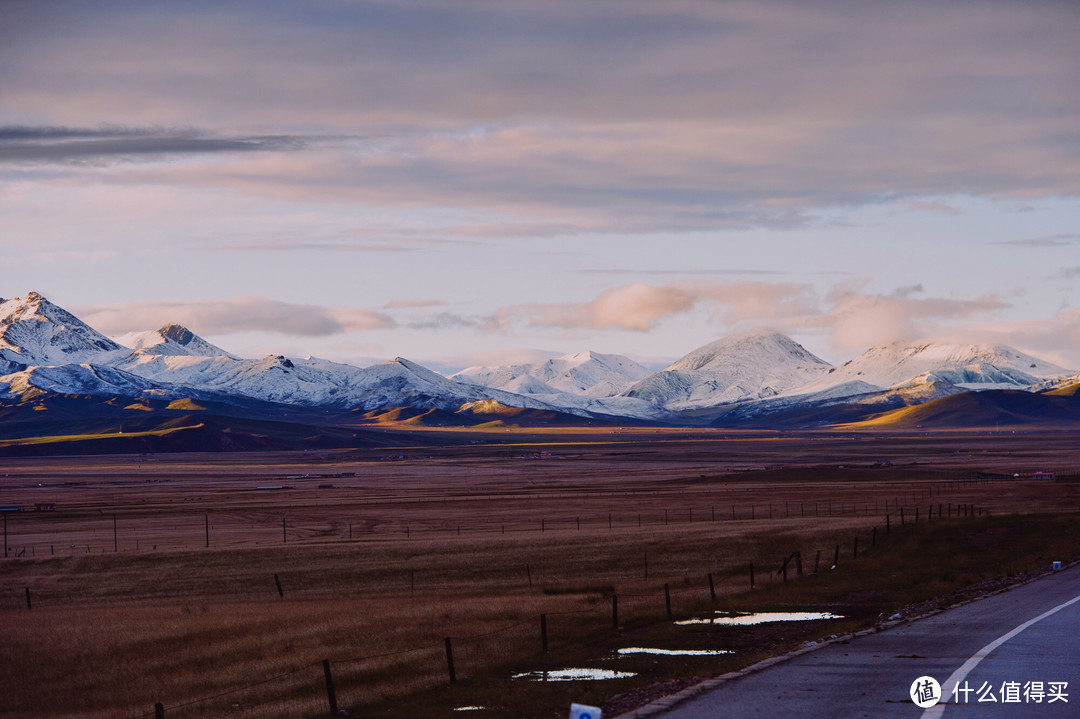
[622,330,834,411]
[791,341,1070,400]
[0,292,129,366]
[453,350,651,398]
[0,292,1075,428]
[0,293,578,415]
[114,323,234,358]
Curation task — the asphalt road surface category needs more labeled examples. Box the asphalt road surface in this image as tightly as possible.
[656,564,1080,719]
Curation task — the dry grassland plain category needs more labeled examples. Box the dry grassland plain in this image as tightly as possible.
[2,429,1079,718]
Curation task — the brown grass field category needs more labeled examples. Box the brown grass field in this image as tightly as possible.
[2,428,1080,718]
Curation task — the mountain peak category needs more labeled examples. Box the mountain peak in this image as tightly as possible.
[114,323,232,357]
[0,292,127,366]
[625,329,832,409]
[160,323,197,345]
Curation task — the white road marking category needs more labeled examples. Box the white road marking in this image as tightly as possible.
[920,592,1080,718]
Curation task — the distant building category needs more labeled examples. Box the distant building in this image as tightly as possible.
[1033,471,1056,480]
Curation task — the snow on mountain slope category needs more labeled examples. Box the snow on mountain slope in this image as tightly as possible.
[792,341,1072,398]
[0,292,130,366]
[453,350,651,399]
[114,324,234,358]
[0,363,176,401]
[623,329,833,410]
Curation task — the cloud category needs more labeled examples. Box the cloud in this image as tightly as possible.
[520,283,697,331]
[0,126,306,164]
[76,297,395,336]
[405,312,484,330]
[383,299,448,309]
[2,1,1077,233]
[997,234,1080,248]
[503,281,815,332]
[905,200,963,216]
[820,281,1010,350]
[490,279,1014,355]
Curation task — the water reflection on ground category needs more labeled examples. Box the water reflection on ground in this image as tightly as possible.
[512,668,638,682]
[675,610,844,626]
[617,647,733,656]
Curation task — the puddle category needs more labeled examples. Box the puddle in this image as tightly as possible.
[512,668,637,682]
[676,611,844,626]
[617,647,733,656]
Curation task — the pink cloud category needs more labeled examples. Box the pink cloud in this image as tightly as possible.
[75,296,395,337]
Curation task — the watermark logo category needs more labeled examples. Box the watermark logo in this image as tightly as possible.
[911,676,942,708]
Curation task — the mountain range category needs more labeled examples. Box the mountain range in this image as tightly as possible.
[1,291,1078,451]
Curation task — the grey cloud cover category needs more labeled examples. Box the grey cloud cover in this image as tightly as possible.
[2,0,1077,233]
[0,126,306,163]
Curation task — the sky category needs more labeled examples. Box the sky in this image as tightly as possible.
[1,0,1078,372]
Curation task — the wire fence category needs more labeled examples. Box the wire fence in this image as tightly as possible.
[55,503,997,719]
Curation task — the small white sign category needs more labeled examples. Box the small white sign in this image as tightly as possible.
[570,703,603,719]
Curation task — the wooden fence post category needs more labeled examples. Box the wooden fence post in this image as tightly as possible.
[274,574,284,598]
[322,659,339,714]
[155,702,164,719]
[900,507,905,525]
[708,573,716,601]
[814,550,820,574]
[750,562,755,589]
[664,584,672,616]
[444,637,456,684]
[795,552,803,577]
[25,587,31,610]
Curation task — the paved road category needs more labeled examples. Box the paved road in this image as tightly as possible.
[654,564,1080,719]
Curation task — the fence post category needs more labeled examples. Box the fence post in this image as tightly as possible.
[814,550,820,574]
[612,594,619,629]
[795,552,803,577]
[708,573,716,601]
[833,544,839,569]
[886,514,891,533]
[900,507,905,525]
[540,614,548,653]
[274,573,284,598]
[322,659,339,714]
[526,563,532,588]
[25,587,31,610]
[781,555,789,582]
[915,507,919,524]
[155,703,164,719]
[664,584,672,616]
[444,637,456,684]
[750,562,755,589]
